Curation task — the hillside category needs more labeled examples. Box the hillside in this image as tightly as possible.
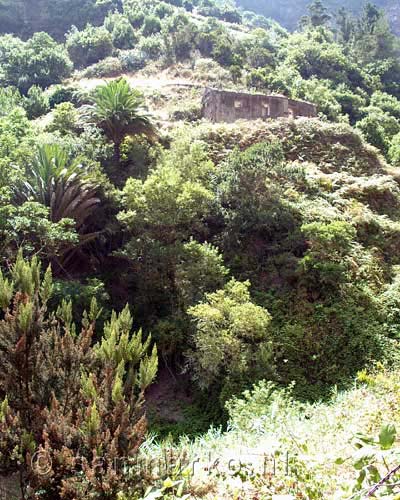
[1,0,400,499]
[236,0,400,34]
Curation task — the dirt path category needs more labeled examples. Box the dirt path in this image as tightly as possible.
[75,71,198,93]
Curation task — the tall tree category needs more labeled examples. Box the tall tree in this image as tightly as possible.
[82,78,157,165]
[336,7,355,44]
[300,0,331,29]
[351,2,398,63]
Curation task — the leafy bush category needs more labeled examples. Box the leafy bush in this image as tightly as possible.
[226,380,294,433]
[22,85,50,119]
[123,0,146,28]
[283,31,365,87]
[356,107,400,155]
[119,49,147,71]
[48,84,81,108]
[66,24,113,68]
[163,14,198,62]
[141,15,162,36]
[333,84,367,123]
[82,56,123,78]
[370,91,400,120]
[137,34,165,59]
[104,12,138,50]
[299,220,357,289]
[295,77,344,121]
[381,273,400,339]
[187,279,275,406]
[153,2,175,19]
[120,134,161,179]
[176,239,229,308]
[0,202,78,261]
[169,105,202,122]
[211,36,236,66]
[0,107,36,189]
[51,277,111,327]
[0,87,23,116]
[0,33,73,93]
[388,132,400,166]
[46,102,80,135]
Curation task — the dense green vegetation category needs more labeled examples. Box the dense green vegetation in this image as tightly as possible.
[1,0,400,498]
[236,0,400,34]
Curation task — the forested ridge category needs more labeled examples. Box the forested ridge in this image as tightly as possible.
[236,0,400,34]
[1,0,400,498]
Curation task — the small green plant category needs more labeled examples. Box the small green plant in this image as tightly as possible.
[118,463,192,500]
[337,424,400,499]
[141,467,192,500]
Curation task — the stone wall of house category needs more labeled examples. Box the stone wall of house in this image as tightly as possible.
[202,88,317,123]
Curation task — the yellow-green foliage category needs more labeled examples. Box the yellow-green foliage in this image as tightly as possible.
[188,279,274,403]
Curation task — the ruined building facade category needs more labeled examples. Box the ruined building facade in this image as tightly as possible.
[202,88,317,123]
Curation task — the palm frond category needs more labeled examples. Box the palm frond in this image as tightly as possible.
[80,78,157,146]
[18,144,100,231]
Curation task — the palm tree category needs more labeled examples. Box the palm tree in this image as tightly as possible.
[19,144,100,231]
[81,78,157,163]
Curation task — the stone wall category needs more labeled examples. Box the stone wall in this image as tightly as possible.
[202,88,316,123]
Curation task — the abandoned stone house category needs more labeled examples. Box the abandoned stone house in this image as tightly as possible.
[202,88,317,123]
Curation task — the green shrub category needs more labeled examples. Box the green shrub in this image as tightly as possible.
[45,102,80,135]
[299,220,357,289]
[163,15,198,61]
[226,380,294,433]
[0,87,22,116]
[48,85,80,108]
[66,25,113,68]
[153,2,175,19]
[169,105,202,122]
[333,84,367,124]
[295,77,344,122]
[356,108,400,155]
[211,36,235,66]
[141,15,162,36]
[22,85,50,119]
[187,279,275,406]
[0,33,72,93]
[104,12,138,50]
[0,202,78,261]
[389,132,400,166]
[123,0,146,28]
[82,56,123,78]
[137,34,164,59]
[370,91,400,120]
[50,277,111,327]
[381,273,400,339]
[118,49,147,71]
[284,31,365,87]
[120,134,161,179]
